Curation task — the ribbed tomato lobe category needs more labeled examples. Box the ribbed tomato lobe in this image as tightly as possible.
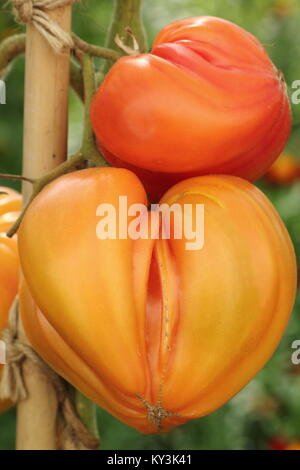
[91,16,291,199]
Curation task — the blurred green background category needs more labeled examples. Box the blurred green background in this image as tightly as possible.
[1,0,300,450]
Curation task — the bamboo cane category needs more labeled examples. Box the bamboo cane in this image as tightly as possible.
[16,6,72,450]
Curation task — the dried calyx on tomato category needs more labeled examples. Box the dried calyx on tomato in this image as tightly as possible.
[0,187,22,413]
[18,168,296,433]
[91,16,291,200]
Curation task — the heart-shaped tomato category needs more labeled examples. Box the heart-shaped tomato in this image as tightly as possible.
[18,169,296,433]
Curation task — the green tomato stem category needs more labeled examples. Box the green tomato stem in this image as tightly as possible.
[0,34,26,79]
[103,0,148,73]
[73,34,122,62]
[0,173,35,184]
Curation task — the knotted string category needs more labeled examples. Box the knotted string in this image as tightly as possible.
[11,0,79,53]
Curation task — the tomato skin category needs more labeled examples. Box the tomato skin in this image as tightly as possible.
[0,187,22,413]
[91,16,291,196]
[18,169,296,433]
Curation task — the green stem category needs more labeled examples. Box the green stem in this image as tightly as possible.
[103,0,147,73]
[7,54,108,238]
[80,54,108,166]
[0,34,26,79]
[70,58,84,100]
[73,34,121,62]
[0,173,34,184]
[7,152,85,237]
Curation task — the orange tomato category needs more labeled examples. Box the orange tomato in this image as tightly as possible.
[18,169,296,433]
[0,186,22,413]
[284,441,300,450]
[91,16,291,200]
[266,152,300,185]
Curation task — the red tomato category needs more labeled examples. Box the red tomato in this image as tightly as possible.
[91,17,291,198]
[91,16,291,200]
